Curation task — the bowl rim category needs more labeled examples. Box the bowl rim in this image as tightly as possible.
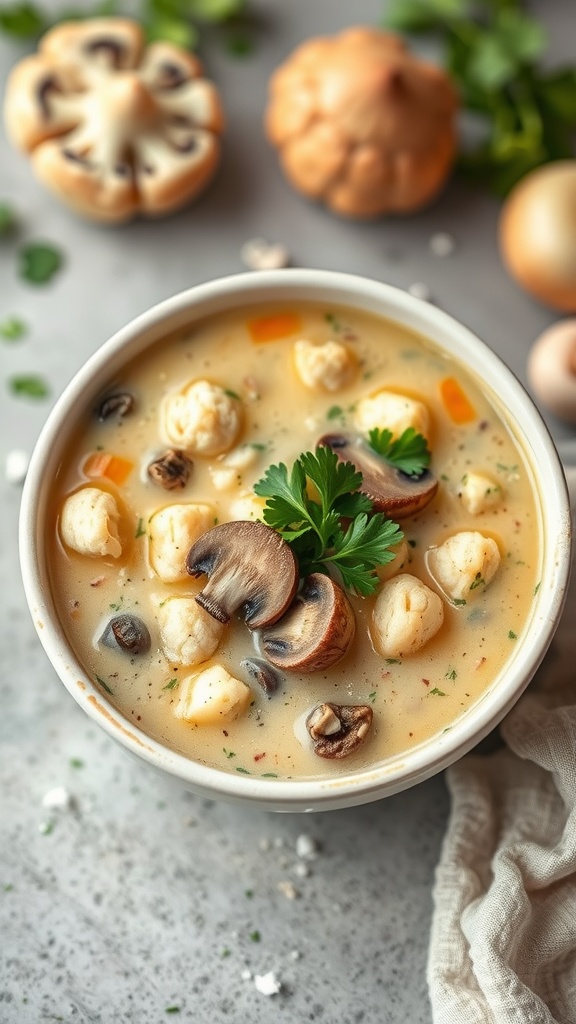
[19,268,572,810]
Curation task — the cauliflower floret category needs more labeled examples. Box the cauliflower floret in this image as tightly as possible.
[375,537,410,582]
[372,573,444,658]
[227,491,266,522]
[154,595,224,666]
[148,502,215,583]
[174,663,252,724]
[355,389,430,439]
[59,486,122,558]
[427,531,501,602]
[160,379,242,457]
[209,445,259,491]
[458,472,503,515]
[293,338,357,392]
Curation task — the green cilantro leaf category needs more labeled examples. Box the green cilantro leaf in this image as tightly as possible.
[367,427,431,478]
[255,448,403,595]
[19,243,63,285]
[9,374,50,399]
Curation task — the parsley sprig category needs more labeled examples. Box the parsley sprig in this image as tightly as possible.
[254,447,403,596]
[367,427,431,478]
[383,0,576,195]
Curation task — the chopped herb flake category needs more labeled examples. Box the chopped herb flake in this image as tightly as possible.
[470,575,485,591]
[165,1008,181,1015]
[0,316,27,340]
[534,581,541,595]
[249,930,261,942]
[163,678,179,691]
[223,748,236,759]
[9,374,49,399]
[261,772,278,778]
[221,947,232,957]
[18,242,63,285]
[224,388,241,400]
[95,674,114,695]
[327,405,344,420]
[0,201,17,236]
[453,598,467,607]
[508,630,518,640]
[69,758,84,769]
[429,687,447,696]
[236,766,251,774]
[245,889,254,898]
[135,518,146,538]
[445,669,457,681]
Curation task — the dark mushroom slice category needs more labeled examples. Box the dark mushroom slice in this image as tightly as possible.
[96,391,135,422]
[100,613,151,655]
[260,573,355,672]
[240,658,284,697]
[186,520,298,630]
[147,449,193,490]
[306,702,373,759]
[318,433,437,519]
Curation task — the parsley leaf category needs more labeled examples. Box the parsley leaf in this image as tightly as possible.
[19,243,63,285]
[255,448,403,596]
[367,427,431,478]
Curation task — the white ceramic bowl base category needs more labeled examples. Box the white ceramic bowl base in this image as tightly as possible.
[19,270,572,812]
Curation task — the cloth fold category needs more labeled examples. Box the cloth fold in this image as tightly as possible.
[428,609,576,1023]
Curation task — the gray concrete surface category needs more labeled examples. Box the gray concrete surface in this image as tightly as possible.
[1,1,575,1021]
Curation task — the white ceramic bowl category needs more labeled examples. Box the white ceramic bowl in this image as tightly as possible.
[20,270,572,811]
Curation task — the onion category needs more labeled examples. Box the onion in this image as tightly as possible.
[499,161,576,312]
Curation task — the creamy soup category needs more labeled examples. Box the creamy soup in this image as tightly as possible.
[48,303,541,779]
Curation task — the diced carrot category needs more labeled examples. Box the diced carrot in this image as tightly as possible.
[248,312,302,343]
[440,377,476,424]
[84,451,134,486]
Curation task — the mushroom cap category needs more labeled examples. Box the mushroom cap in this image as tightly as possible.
[306,702,373,759]
[499,161,576,312]
[318,433,437,519]
[186,520,299,630]
[265,26,457,218]
[527,319,576,424]
[3,18,224,223]
[261,572,356,672]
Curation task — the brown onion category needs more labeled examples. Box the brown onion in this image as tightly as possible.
[499,161,576,312]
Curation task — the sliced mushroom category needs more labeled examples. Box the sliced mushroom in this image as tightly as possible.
[186,520,298,629]
[96,390,135,422]
[318,433,437,518]
[306,702,373,759]
[147,449,193,490]
[260,573,355,672]
[240,658,284,697]
[101,613,151,655]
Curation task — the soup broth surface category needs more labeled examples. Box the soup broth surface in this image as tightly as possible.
[48,303,542,779]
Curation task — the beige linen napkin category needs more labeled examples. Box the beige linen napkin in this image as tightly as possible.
[428,513,576,1024]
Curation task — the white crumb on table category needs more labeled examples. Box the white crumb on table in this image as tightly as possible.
[41,786,72,810]
[296,834,318,859]
[407,282,432,302]
[277,880,299,900]
[254,971,282,996]
[241,237,289,271]
[5,449,30,485]
[429,232,456,257]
